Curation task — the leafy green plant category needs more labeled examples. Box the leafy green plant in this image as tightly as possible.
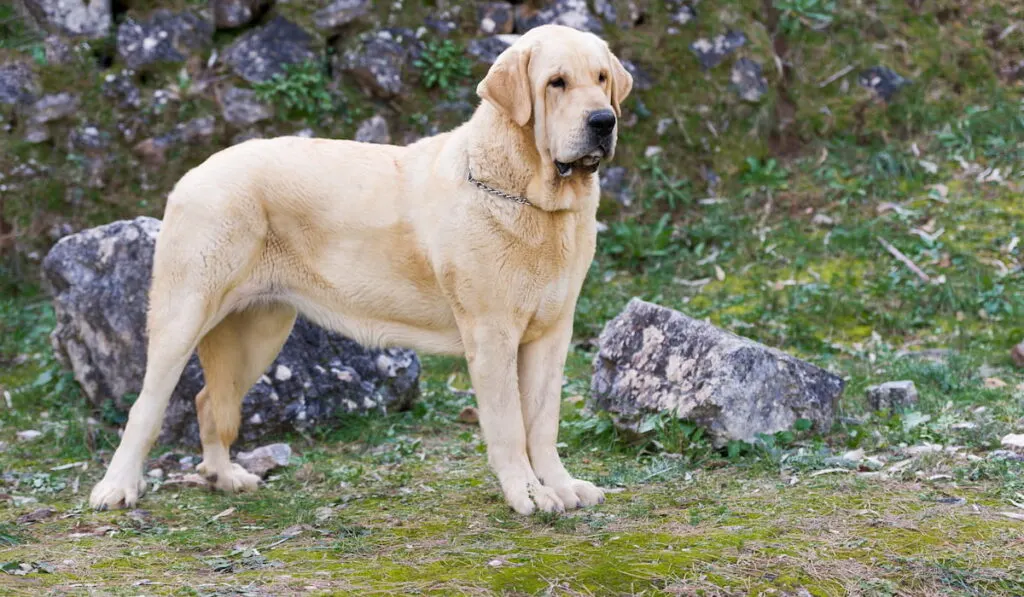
[414,39,472,91]
[774,0,836,34]
[739,156,789,198]
[640,155,692,211]
[602,214,676,268]
[253,61,335,122]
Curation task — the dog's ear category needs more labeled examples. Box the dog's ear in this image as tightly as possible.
[477,45,533,127]
[608,51,633,118]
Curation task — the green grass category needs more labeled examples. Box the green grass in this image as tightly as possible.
[2,0,1024,593]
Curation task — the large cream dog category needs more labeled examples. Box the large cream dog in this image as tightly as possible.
[89,24,632,515]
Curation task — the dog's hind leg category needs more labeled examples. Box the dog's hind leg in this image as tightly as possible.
[194,303,297,493]
[89,291,218,510]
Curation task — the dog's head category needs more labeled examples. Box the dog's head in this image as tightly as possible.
[477,25,633,178]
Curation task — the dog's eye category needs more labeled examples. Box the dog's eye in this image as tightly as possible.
[598,72,607,84]
[549,77,566,89]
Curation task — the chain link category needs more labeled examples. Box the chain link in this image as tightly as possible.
[467,172,535,207]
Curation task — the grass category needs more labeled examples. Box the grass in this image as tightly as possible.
[2,0,1024,593]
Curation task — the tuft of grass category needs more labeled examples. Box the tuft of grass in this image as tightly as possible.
[253,61,336,123]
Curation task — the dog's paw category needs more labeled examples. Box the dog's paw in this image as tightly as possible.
[90,473,147,511]
[550,479,605,510]
[505,482,565,516]
[198,461,262,493]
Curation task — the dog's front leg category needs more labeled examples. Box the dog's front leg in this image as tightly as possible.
[463,323,566,515]
[518,318,605,509]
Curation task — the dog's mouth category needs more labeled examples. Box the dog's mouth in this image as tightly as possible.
[555,150,606,177]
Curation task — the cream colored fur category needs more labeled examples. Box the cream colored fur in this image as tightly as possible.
[89,24,633,515]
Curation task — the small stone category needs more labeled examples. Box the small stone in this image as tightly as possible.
[219,86,273,127]
[20,0,112,39]
[30,92,80,124]
[478,2,515,35]
[689,31,746,70]
[467,35,519,65]
[212,0,274,29]
[16,430,43,442]
[1011,341,1024,368]
[235,443,292,477]
[116,10,213,70]
[147,468,164,479]
[593,0,645,29]
[457,406,479,425]
[858,66,911,102]
[23,123,51,144]
[313,0,371,31]
[0,61,40,106]
[17,506,57,524]
[224,16,317,84]
[731,58,767,102]
[1001,434,1024,451]
[274,364,293,381]
[866,380,919,412]
[354,114,391,144]
[656,117,673,135]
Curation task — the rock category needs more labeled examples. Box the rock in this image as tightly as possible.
[621,59,653,91]
[467,35,519,65]
[858,66,911,102]
[731,58,767,102]
[600,166,634,207]
[478,2,515,35]
[17,506,57,524]
[457,406,479,425]
[354,114,391,144]
[41,217,421,446]
[16,430,43,442]
[116,10,213,70]
[339,29,422,99]
[219,87,273,127]
[689,31,746,70]
[515,0,602,33]
[0,61,40,106]
[29,92,80,124]
[132,116,216,165]
[20,0,112,39]
[667,1,696,32]
[594,0,645,28]
[590,298,845,446]
[313,0,371,32]
[1001,434,1024,451]
[212,0,274,29]
[43,35,73,65]
[1011,341,1024,368]
[425,13,459,37]
[23,123,50,144]
[224,16,317,84]
[102,70,142,110]
[67,124,109,153]
[235,443,291,477]
[866,380,919,413]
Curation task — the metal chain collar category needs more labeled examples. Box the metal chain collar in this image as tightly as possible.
[467,172,535,208]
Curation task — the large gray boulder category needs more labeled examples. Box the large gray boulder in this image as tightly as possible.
[41,217,421,447]
[591,298,844,446]
[338,28,422,99]
[0,61,40,106]
[19,0,112,39]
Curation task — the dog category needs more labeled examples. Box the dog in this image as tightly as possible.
[89,24,633,515]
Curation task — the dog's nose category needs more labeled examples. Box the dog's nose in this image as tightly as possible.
[587,109,616,135]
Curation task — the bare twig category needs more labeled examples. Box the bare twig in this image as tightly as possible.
[818,64,856,88]
[877,236,931,283]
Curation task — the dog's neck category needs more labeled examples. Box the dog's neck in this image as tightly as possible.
[465,103,597,213]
